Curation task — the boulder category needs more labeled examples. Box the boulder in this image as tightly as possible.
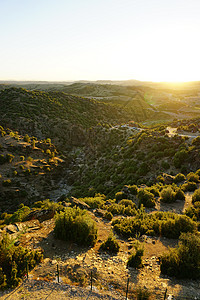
[70,197,90,210]
[162,173,174,184]
[24,209,55,222]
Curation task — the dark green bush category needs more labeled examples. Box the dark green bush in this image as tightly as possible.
[128,185,138,195]
[127,242,144,268]
[2,179,12,187]
[100,234,120,254]
[192,189,200,203]
[118,199,136,209]
[137,189,155,208]
[174,173,186,183]
[174,188,185,201]
[161,233,200,279]
[80,195,105,209]
[160,187,175,203]
[113,210,197,239]
[6,154,14,163]
[115,191,126,202]
[185,202,200,221]
[173,150,188,168]
[187,172,199,183]
[0,233,43,289]
[104,211,113,221]
[181,182,197,192]
[54,207,97,246]
[135,287,151,300]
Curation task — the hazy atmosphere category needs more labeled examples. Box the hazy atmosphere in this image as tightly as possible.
[1,0,200,82]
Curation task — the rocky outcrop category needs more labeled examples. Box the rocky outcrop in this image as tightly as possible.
[70,197,90,210]
[24,209,55,222]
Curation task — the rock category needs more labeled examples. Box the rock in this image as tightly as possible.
[162,173,174,184]
[70,197,90,210]
[24,209,55,222]
[94,208,105,217]
[5,224,19,234]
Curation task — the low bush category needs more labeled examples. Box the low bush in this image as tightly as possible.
[174,173,186,183]
[181,181,197,192]
[80,194,105,209]
[118,199,136,209]
[54,207,97,246]
[161,233,200,279]
[127,242,144,269]
[2,179,11,187]
[113,210,197,239]
[135,287,151,300]
[115,191,126,202]
[128,185,138,195]
[6,154,14,163]
[100,234,120,254]
[187,172,199,183]
[174,188,185,201]
[192,189,200,203]
[0,233,43,289]
[137,189,155,208]
[104,211,113,221]
[160,187,175,203]
[4,204,30,224]
[185,202,200,221]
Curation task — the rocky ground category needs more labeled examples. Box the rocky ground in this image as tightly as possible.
[0,202,199,300]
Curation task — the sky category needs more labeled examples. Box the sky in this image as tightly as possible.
[0,0,200,82]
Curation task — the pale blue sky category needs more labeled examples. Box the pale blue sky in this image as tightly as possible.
[1,0,200,82]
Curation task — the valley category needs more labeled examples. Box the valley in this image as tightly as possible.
[0,81,200,299]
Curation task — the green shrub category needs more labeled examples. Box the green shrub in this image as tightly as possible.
[146,186,160,197]
[185,202,200,221]
[174,173,186,183]
[113,210,197,239]
[107,203,125,216]
[181,182,197,192]
[6,154,14,163]
[118,199,136,209]
[174,188,185,201]
[161,161,170,170]
[24,134,30,143]
[0,233,43,289]
[161,233,200,279]
[128,185,138,195]
[81,195,105,209]
[115,191,126,202]
[137,189,155,208]
[127,242,144,268]
[100,234,120,254]
[187,172,199,183]
[2,179,11,187]
[192,189,200,203]
[195,169,200,176]
[104,211,113,221]
[135,287,151,300]
[4,205,30,224]
[174,150,188,168]
[160,187,175,203]
[54,207,97,246]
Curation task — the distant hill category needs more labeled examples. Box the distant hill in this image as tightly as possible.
[0,87,146,149]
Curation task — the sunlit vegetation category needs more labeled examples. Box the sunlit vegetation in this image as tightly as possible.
[54,207,97,246]
[0,234,42,289]
[112,207,197,239]
[161,233,200,279]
